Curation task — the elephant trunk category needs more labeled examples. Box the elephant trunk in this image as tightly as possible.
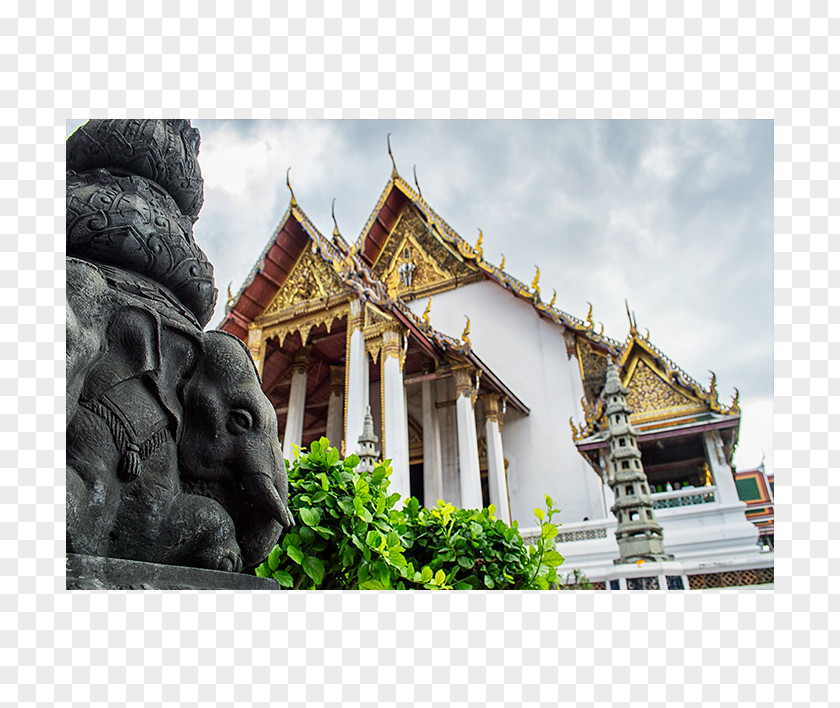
[241,440,294,529]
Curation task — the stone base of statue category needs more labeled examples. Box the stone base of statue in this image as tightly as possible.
[66,553,279,590]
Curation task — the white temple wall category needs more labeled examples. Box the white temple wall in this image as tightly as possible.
[408,280,605,526]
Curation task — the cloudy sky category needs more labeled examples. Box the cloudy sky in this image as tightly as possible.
[67,119,773,475]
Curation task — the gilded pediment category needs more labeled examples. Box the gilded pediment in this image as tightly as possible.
[624,358,705,421]
[372,207,478,300]
[262,246,348,316]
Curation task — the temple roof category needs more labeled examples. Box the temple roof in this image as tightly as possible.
[219,193,530,414]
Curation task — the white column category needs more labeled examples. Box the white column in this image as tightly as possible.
[703,429,743,507]
[381,327,410,499]
[454,367,483,510]
[481,393,511,524]
[325,365,344,449]
[345,300,368,455]
[283,347,310,459]
[422,378,444,508]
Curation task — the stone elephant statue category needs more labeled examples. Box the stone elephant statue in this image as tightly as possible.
[67,258,293,572]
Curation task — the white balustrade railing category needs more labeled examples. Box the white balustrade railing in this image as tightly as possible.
[651,486,716,510]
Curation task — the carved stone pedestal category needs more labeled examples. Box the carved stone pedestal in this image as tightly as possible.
[66,554,279,591]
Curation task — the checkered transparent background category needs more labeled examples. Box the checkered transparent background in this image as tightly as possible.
[2,1,831,706]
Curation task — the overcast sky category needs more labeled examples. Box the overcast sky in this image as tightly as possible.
[67,119,773,475]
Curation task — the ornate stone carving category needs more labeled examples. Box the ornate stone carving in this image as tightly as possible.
[66,120,294,575]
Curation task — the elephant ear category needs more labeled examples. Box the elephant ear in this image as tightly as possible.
[80,306,162,402]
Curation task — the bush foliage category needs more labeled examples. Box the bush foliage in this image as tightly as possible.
[255,438,566,590]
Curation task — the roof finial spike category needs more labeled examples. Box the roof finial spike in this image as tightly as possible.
[730,387,740,410]
[331,197,340,237]
[625,299,638,336]
[422,297,432,326]
[475,228,484,257]
[549,289,556,308]
[585,301,594,329]
[499,253,506,270]
[461,315,471,347]
[387,133,398,178]
[531,265,540,293]
[413,164,423,198]
[286,167,297,206]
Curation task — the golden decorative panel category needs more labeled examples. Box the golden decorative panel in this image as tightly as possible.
[372,207,476,300]
[262,246,348,316]
[625,359,701,418]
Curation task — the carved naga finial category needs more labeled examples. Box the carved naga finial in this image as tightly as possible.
[286,167,297,206]
[531,266,540,294]
[730,387,740,411]
[644,327,650,341]
[226,282,236,311]
[475,228,484,257]
[549,289,556,308]
[499,253,506,270]
[461,315,471,347]
[585,301,594,329]
[387,133,398,178]
[422,297,432,327]
[413,164,423,199]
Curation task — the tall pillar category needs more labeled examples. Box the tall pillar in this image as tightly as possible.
[703,430,743,507]
[480,393,511,524]
[283,346,310,458]
[247,326,266,378]
[325,365,344,449]
[422,377,443,508]
[345,300,368,455]
[453,367,483,510]
[381,326,410,499]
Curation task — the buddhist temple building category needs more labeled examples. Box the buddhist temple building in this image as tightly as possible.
[221,163,773,589]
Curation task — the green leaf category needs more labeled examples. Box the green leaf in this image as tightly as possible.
[434,569,446,586]
[344,454,360,469]
[470,521,483,537]
[318,473,330,490]
[313,526,334,539]
[483,573,495,589]
[299,507,321,528]
[254,564,270,578]
[541,523,558,540]
[287,546,304,565]
[310,440,321,455]
[533,507,545,522]
[338,498,356,515]
[327,446,340,467]
[302,556,325,585]
[267,545,282,571]
[421,566,434,583]
[272,570,294,587]
[457,556,475,569]
[358,578,387,590]
[542,550,565,567]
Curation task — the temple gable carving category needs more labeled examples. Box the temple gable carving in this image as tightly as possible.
[263,245,348,316]
[372,206,478,300]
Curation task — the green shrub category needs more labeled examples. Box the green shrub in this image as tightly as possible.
[254,438,564,590]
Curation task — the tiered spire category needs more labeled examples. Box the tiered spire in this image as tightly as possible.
[356,405,380,474]
[604,360,673,565]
